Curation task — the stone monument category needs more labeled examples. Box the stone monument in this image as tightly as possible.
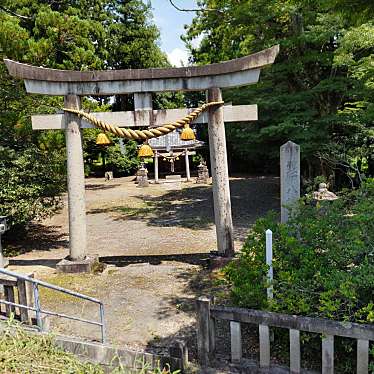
[280,141,300,223]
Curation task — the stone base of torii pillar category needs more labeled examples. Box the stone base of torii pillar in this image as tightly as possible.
[56,256,100,273]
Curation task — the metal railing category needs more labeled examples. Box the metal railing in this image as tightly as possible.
[0,268,106,343]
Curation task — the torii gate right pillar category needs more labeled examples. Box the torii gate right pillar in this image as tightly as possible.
[208,88,234,257]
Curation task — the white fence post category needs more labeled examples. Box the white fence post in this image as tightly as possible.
[266,229,273,300]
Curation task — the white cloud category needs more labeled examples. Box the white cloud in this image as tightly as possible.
[167,48,189,67]
[190,34,203,49]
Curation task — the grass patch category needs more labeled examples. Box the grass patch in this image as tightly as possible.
[0,319,103,373]
[40,273,98,304]
[0,319,182,373]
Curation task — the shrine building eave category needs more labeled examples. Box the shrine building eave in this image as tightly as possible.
[4,45,279,96]
[149,142,205,151]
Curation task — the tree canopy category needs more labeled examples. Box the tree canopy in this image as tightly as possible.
[0,0,167,233]
[184,0,373,185]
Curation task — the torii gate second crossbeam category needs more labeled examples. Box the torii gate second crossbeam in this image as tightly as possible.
[4,45,279,269]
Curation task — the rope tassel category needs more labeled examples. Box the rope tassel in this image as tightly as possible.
[63,101,224,141]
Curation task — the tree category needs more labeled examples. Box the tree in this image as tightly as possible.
[106,0,167,70]
[0,59,65,232]
[326,0,374,24]
[183,0,373,185]
[0,0,168,235]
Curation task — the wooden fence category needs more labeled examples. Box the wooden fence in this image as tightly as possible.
[197,297,374,373]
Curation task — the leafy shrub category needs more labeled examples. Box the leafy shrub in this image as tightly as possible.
[83,129,139,177]
[224,180,374,371]
[105,140,140,177]
[224,179,374,322]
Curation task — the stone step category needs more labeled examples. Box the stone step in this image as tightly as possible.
[165,174,182,180]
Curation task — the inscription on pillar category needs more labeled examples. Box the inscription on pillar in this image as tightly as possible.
[280,141,300,223]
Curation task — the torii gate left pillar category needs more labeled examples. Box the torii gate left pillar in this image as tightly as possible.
[64,95,87,261]
[4,45,279,265]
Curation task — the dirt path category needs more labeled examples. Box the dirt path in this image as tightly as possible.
[7,176,279,355]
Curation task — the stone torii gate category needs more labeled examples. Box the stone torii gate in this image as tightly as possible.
[4,45,279,269]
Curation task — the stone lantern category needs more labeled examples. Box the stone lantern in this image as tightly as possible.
[313,183,338,201]
[196,160,210,184]
[136,143,154,187]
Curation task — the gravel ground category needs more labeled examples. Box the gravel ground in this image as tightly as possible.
[6,175,280,359]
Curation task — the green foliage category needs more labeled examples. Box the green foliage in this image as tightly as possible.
[83,128,139,177]
[105,0,168,70]
[224,179,374,322]
[0,318,103,373]
[324,0,374,24]
[334,22,374,93]
[1,0,167,71]
[0,61,65,233]
[0,145,65,230]
[0,0,168,233]
[105,140,140,177]
[224,179,374,371]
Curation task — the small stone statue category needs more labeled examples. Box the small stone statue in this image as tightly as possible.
[313,183,338,201]
[196,159,210,184]
[104,171,113,181]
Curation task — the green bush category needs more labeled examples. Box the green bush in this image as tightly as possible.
[105,140,140,177]
[224,180,374,371]
[224,179,374,322]
[83,129,139,177]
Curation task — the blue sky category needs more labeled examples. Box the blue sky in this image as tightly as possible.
[150,0,199,66]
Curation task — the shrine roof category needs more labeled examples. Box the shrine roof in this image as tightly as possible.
[148,132,204,150]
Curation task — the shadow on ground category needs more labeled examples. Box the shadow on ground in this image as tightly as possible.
[142,261,262,365]
[5,224,68,258]
[4,175,281,365]
[100,253,212,267]
[97,177,280,358]
[88,176,280,242]
[142,263,228,360]
[85,183,122,191]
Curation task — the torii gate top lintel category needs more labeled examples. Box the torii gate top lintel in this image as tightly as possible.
[4,45,279,95]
